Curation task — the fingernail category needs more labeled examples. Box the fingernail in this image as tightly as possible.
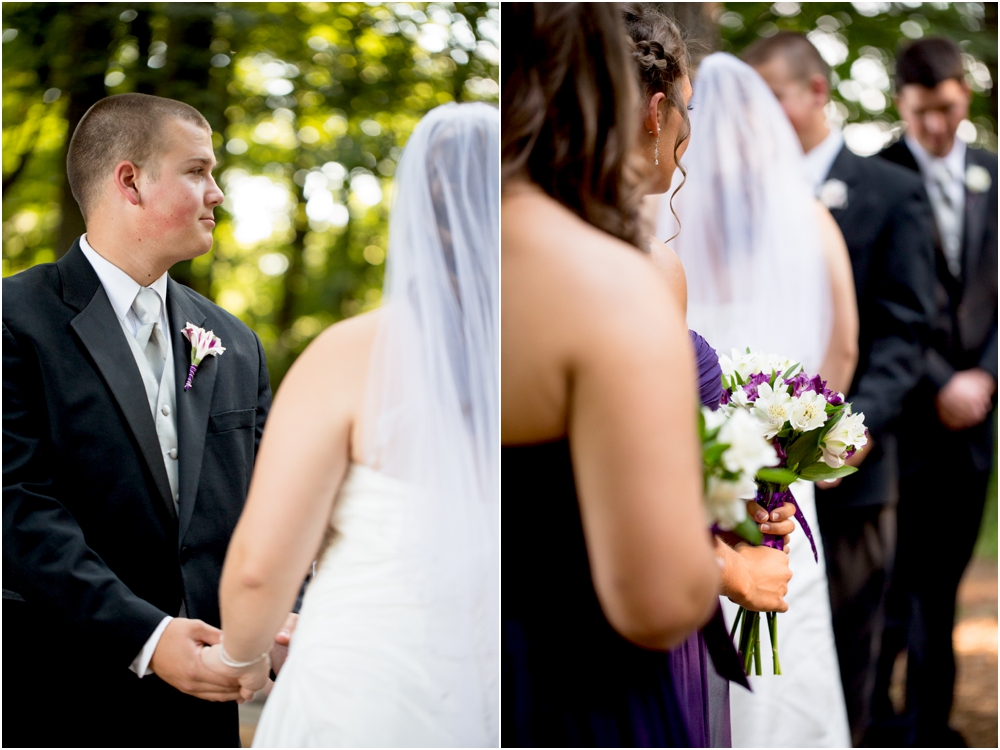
[760,524,770,532]
[279,630,289,638]
[755,510,767,522]
[772,511,780,521]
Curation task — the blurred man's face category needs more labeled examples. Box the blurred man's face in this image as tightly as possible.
[751,55,827,149]
[895,79,970,157]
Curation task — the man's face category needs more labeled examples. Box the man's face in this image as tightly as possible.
[138,118,223,260]
[752,56,824,145]
[895,79,970,157]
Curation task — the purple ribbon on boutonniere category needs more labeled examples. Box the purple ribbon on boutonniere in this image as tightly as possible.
[181,323,225,390]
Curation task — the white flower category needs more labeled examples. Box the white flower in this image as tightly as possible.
[820,408,868,467]
[702,406,728,432]
[966,164,992,194]
[705,473,756,531]
[788,391,829,432]
[181,322,226,365]
[730,388,752,408]
[752,381,793,439]
[818,178,848,209]
[719,349,757,385]
[718,407,778,476]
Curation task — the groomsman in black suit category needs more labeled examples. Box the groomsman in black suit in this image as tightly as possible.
[872,38,997,747]
[3,94,274,746]
[744,33,938,745]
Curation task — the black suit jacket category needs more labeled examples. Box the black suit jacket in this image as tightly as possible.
[878,140,998,471]
[821,145,937,507]
[878,140,998,383]
[3,240,271,746]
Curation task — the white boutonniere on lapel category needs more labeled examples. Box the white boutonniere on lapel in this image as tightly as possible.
[818,178,849,210]
[965,164,992,193]
[181,323,225,391]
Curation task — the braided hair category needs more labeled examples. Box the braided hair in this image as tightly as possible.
[622,4,691,237]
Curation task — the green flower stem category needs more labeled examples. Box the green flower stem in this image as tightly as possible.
[730,606,745,642]
[752,613,762,676]
[770,611,782,675]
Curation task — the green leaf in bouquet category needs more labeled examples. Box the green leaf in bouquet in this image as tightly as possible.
[784,429,823,472]
[785,362,802,379]
[731,515,763,545]
[798,463,859,482]
[703,441,729,466]
[756,467,799,486]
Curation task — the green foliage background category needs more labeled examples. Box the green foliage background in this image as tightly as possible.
[2,2,498,386]
[717,2,997,154]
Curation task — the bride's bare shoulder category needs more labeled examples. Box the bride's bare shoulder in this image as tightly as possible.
[278,310,381,402]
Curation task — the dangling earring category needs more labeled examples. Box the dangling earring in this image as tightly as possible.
[648,129,659,166]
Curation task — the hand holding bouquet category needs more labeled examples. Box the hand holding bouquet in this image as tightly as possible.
[708,349,868,676]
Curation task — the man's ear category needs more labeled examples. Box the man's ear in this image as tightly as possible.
[113,161,142,206]
[810,73,830,108]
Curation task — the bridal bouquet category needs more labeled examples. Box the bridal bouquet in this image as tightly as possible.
[714,349,868,676]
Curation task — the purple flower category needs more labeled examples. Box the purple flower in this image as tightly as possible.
[742,371,773,402]
[773,440,787,465]
[783,371,845,405]
[720,389,730,405]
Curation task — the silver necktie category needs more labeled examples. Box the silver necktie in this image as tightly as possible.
[132,287,166,383]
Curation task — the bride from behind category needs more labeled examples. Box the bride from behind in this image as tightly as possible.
[201,103,499,747]
[661,53,855,747]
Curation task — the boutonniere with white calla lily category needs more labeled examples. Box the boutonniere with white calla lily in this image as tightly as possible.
[965,164,992,193]
[181,323,225,390]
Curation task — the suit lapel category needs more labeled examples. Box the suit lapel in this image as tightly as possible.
[962,150,988,291]
[167,279,216,546]
[62,245,178,525]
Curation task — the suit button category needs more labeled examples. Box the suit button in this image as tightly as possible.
[179,546,191,562]
[161,404,171,416]
[168,448,178,460]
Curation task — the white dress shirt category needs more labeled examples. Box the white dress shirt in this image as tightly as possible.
[905,134,967,278]
[804,128,846,195]
[79,235,174,679]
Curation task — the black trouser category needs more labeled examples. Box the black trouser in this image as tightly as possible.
[873,411,992,747]
[817,500,897,747]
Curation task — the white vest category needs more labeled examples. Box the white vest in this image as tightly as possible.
[118,317,180,511]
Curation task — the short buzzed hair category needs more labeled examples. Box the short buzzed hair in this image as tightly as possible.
[895,37,964,90]
[741,31,831,86]
[67,93,211,219]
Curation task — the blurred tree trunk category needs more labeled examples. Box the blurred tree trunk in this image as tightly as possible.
[651,2,720,64]
[984,2,997,122]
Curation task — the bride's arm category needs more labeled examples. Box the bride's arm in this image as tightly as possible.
[207,313,378,671]
[815,201,859,395]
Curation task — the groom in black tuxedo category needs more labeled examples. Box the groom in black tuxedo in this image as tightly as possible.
[745,33,937,745]
[3,94,271,747]
[872,38,997,747]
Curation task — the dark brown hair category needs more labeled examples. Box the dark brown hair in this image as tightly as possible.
[67,93,210,219]
[895,37,964,90]
[501,3,646,249]
[622,4,691,237]
[741,31,831,85]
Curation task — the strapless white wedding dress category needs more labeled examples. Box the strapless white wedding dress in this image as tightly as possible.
[722,481,851,748]
[252,463,495,747]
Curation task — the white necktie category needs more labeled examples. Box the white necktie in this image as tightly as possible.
[132,287,166,383]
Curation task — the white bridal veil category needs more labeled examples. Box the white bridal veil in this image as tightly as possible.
[659,52,831,372]
[362,102,499,744]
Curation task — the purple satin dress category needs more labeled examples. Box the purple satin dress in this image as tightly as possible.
[669,331,734,748]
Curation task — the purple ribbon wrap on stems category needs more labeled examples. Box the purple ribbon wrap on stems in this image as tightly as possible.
[184,364,198,391]
[755,484,818,563]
